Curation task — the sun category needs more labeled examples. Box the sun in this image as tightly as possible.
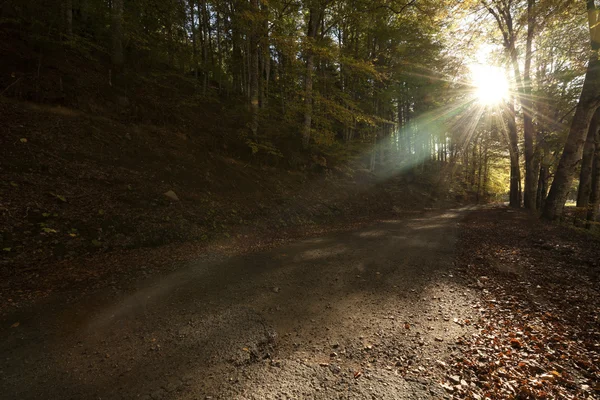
[470,64,509,106]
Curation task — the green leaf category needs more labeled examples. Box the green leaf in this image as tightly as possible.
[10,182,18,187]
[20,138,27,143]
[41,227,57,233]
[2,248,11,252]
[91,239,101,247]
[42,213,50,217]
[98,209,105,215]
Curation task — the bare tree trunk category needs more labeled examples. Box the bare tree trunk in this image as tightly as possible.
[249,0,260,138]
[587,136,600,228]
[543,1,600,220]
[483,141,489,197]
[477,138,484,202]
[302,6,321,149]
[64,0,73,37]
[370,129,377,172]
[262,9,270,108]
[577,108,600,208]
[507,99,522,207]
[216,10,222,92]
[200,0,210,95]
[189,1,198,81]
[522,0,537,210]
[537,162,549,210]
[80,0,88,24]
[111,0,124,68]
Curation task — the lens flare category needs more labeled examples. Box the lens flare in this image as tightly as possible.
[470,64,509,106]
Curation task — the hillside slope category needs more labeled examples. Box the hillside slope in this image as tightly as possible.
[0,34,449,313]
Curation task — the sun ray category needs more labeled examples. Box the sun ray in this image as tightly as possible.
[470,64,509,106]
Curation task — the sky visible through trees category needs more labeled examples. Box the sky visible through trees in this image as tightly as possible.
[1,0,600,224]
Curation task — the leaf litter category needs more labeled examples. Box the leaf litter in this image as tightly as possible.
[446,207,600,399]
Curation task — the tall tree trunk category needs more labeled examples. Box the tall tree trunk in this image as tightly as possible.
[522,0,537,210]
[302,6,321,149]
[543,1,600,220]
[587,136,600,228]
[64,0,73,37]
[577,108,600,208]
[190,1,198,81]
[216,10,222,92]
[249,0,260,138]
[507,99,522,207]
[200,0,210,95]
[537,162,549,210]
[262,9,270,109]
[483,141,489,197]
[111,0,124,68]
[80,0,88,24]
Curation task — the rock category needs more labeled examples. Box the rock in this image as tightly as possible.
[329,364,341,374]
[163,190,179,201]
[272,286,280,293]
[440,383,454,392]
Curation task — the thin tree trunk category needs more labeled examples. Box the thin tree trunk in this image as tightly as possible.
[190,1,198,81]
[483,141,489,197]
[522,0,537,210]
[250,0,260,138]
[111,0,124,68]
[216,10,222,92]
[577,108,600,208]
[80,0,89,24]
[262,9,270,108]
[302,6,321,149]
[200,0,209,95]
[507,99,522,207]
[587,135,600,228]
[537,163,549,210]
[64,0,73,37]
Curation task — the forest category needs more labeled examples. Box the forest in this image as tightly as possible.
[1,0,599,399]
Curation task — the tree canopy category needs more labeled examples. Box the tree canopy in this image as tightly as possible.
[1,0,599,225]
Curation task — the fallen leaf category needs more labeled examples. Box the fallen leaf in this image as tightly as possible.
[11,322,20,328]
[50,193,67,202]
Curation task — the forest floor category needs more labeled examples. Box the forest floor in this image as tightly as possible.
[0,97,445,315]
[1,206,598,399]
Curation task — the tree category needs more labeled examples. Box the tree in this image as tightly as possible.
[480,0,525,207]
[542,0,600,220]
[302,3,323,149]
[576,108,600,209]
[111,0,124,68]
[587,132,600,227]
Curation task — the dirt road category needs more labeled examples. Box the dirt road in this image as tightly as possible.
[1,209,480,399]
